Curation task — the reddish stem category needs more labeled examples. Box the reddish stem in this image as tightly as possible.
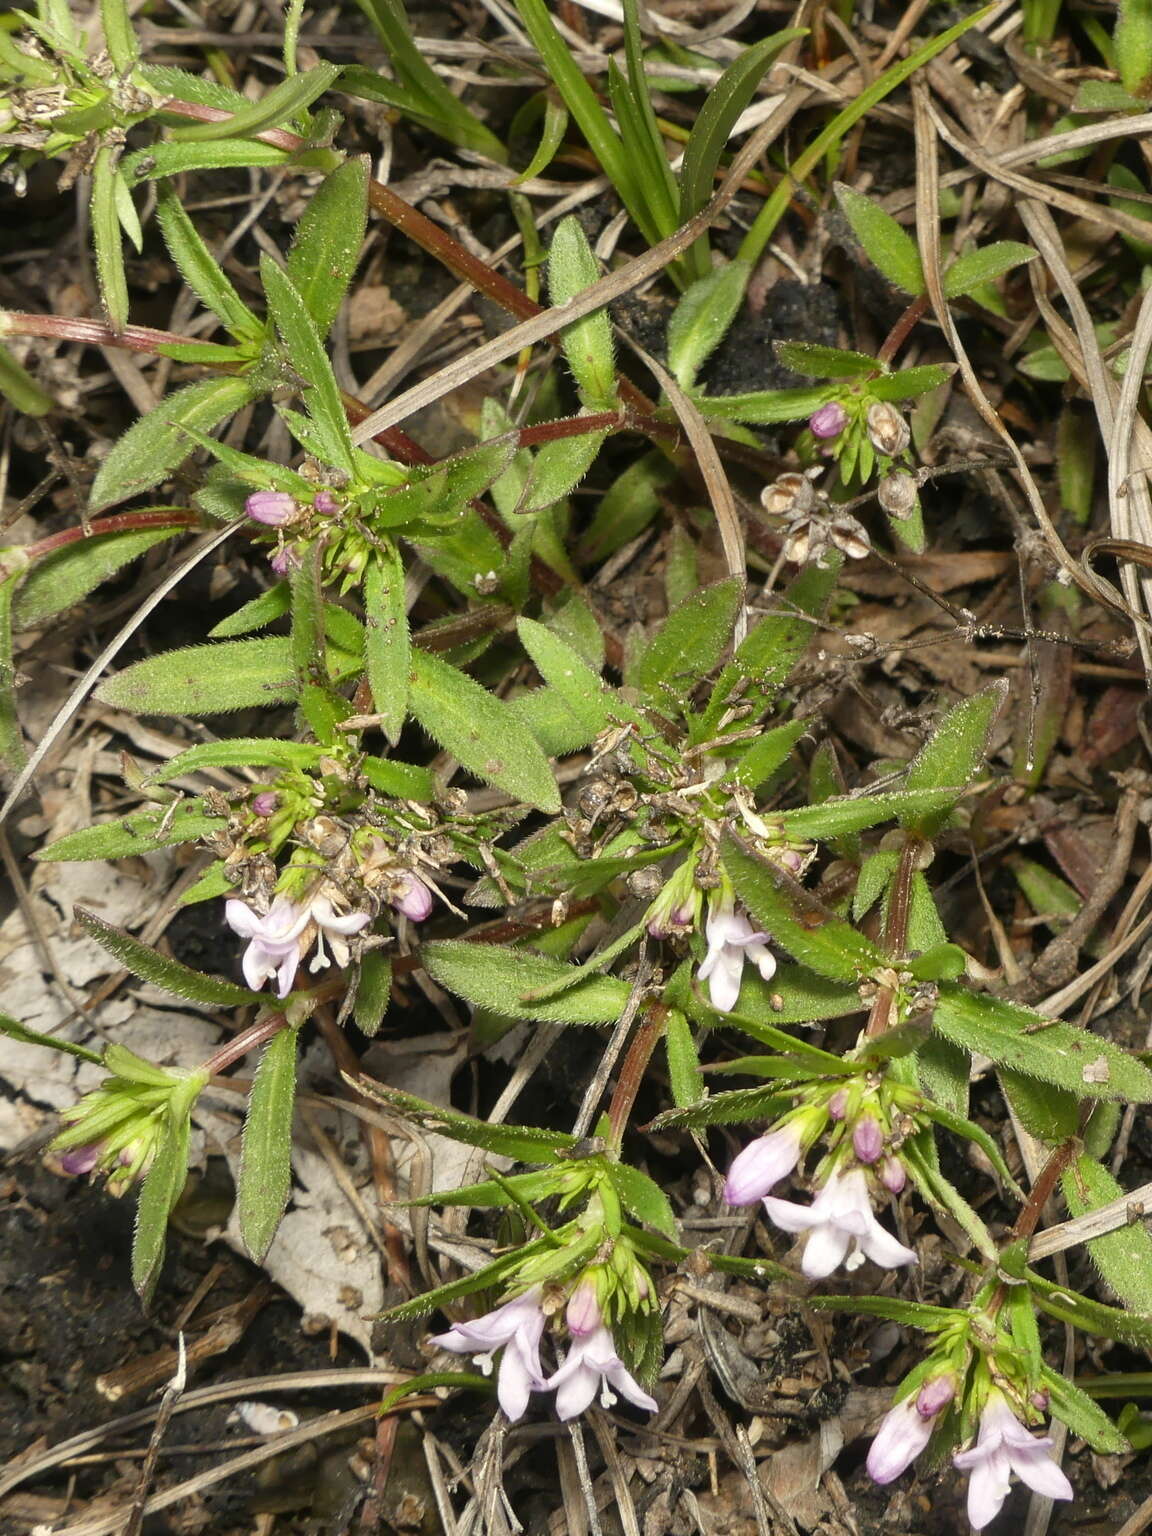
[1,310,193,353]
[876,294,929,368]
[26,510,199,560]
[608,1005,666,1150]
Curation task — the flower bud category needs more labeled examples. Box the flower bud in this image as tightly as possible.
[390,872,434,922]
[877,470,918,519]
[853,1116,884,1164]
[566,1277,602,1337]
[270,546,301,576]
[865,401,910,457]
[313,490,339,514]
[246,490,297,526]
[809,401,847,440]
[827,1090,848,1121]
[880,1155,906,1194]
[252,791,279,817]
[916,1374,957,1419]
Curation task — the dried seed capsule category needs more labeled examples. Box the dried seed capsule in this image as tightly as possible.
[877,470,918,519]
[866,400,911,457]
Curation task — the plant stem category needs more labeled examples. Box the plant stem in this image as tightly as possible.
[608,1004,667,1150]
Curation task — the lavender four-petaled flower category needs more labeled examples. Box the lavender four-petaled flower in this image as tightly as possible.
[698,894,776,1012]
[430,1288,547,1422]
[761,1166,916,1278]
[724,1122,804,1205]
[952,1391,1073,1530]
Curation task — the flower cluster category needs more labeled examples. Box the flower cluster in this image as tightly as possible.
[431,1278,657,1424]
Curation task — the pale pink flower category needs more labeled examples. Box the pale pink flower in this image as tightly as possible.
[430,1289,547,1422]
[547,1326,658,1421]
[698,894,776,1012]
[724,1122,804,1205]
[761,1166,916,1278]
[246,490,297,526]
[225,893,370,997]
[952,1391,1073,1530]
[867,1377,955,1485]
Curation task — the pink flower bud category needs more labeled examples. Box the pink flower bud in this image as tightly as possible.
[880,1155,906,1194]
[390,873,433,922]
[1031,1389,1050,1412]
[566,1278,602,1337]
[916,1375,956,1419]
[270,546,300,577]
[827,1090,848,1121]
[59,1144,101,1176]
[252,792,279,816]
[853,1116,883,1164]
[314,490,339,514]
[246,490,297,526]
[809,401,847,439]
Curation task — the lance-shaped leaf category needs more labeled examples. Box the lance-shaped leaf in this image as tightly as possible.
[91,145,130,332]
[171,62,341,140]
[835,182,924,295]
[723,833,886,981]
[1062,1151,1152,1313]
[899,681,1006,837]
[145,738,321,783]
[13,524,187,630]
[74,908,263,1006]
[96,638,299,716]
[1039,1364,1130,1454]
[132,1073,204,1301]
[607,1163,678,1240]
[90,375,254,512]
[409,649,560,813]
[933,986,1152,1102]
[0,1012,102,1064]
[422,939,630,1024]
[155,181,262,342]
[808,1294,968,1331]
[628,577,743,708]
[38,799,226,861]
[650,1086,794,1130]
[730,965,865,1029]
[774,341,881,380]
[351,1080,579,1162]
[262,257,356,474]
[363,544,409,744]
[516,426,609,516]
[777,786,961,840]
[517,616,634,743]
[353,953,392,1039]
[286,157,369,337]
[547,217,616,409]
[667,262,750,388]
[665,1008,703,1108]
[238,1026,300,1262]
[1028,1268,1152,1347]
[902,1126,998,1260]
[944,240,1037,299]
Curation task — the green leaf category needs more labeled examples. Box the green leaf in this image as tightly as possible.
[919,1101,1023,1198]
[74,908,261,1006]
[209,583,290,638]
[777,787,961,841]
[900,682,1006,836]
[943,241,1037,299]
[774,342,881,380]
[723,834,885,981]
[693,384,835,425]
[145,738,321,783]
[91,146,129,332]
[1028,1268,1152,1348]
[409,649,560,812]
[666,1008,704,1107]
[132,1075,202,1301]
[867,363,955,402]
[546,217,617,409]
[238,1027,300,1262]
[13,525,186,630]
[1001,1069,1080,1143]
[355,1082,579,1162]
[731,965,865,1029]
[517,427,608,516]
[667,262,750,389]
[0,1012,103,1064]
[628,577,743,708]
[517,617,631,744]
[422,939,630,1024]
[90,376,254,512]
[155,182,261,342]
[834,182,924,296]
[96,637,298,716]
[1040,1365,1130,1454]
[0,559,24,768]
[649,1085,792,1130]
[261,257,355,474]
[286,157,369,336]
[934,985,1152,1102]
[101,0,139,71]
[38,799,226,861]
[140,64,251,112]
[607,1162,678,1240]
[1063,1152,1152,1312]
[677,31,802,275]
[360,754,436,801]
[808,1294,965,1329]
[363,545,410,745]
[577,450,676,563]
[170,62,341,141]
[353,953,392,1038]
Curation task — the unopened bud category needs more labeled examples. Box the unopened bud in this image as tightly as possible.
[828,1090,848,1121]
[916,1375,956,1419]
[877,470,918,519]
[566,1278,602,1337]
[246,490,297,526]
[853,1116,884,1164]
[866,401,910,457]
[880,1155,906,1194]
[809,401,847,440]
[313,490,339,514]
[252,791,279,817]
[390,873,434,922]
